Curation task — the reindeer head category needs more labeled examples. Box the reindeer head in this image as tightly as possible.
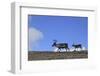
[52,40,57,47]
[72,43,75,47]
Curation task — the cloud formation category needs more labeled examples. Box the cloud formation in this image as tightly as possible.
[29,27,43,51]
[53,46,87,52]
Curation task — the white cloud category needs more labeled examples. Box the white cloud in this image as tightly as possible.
[70,48,75,52]
[53,46,87,52]
[53,48,67,52]
[29,27,44,51]
[53,48,58,52]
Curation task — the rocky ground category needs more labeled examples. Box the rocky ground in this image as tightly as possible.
[28,51,88,61]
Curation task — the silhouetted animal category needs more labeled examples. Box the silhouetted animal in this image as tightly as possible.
[72,44,82,51]
[52,40,69,52]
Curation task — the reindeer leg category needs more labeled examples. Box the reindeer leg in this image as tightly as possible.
[76,48,77,51]
[57,48,59,52]
[68,48,70,52]
[80,47,82,51]
[58,48,60,52]
[59,48,61,52]
[74,48,76,51]
[65,48,67,52]
[77,48,78,51]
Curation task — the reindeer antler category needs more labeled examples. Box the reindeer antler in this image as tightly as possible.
[53,40,57,42]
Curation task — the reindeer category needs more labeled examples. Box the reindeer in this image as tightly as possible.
[52,40,69,52]
[72,43,82,51]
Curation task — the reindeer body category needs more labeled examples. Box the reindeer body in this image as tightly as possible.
[72,44,82,51]
[52,40,69,52]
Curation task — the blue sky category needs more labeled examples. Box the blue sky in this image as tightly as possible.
[28,15,88,51]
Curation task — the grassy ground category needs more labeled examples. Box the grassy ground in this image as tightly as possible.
[28,51,88,61]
